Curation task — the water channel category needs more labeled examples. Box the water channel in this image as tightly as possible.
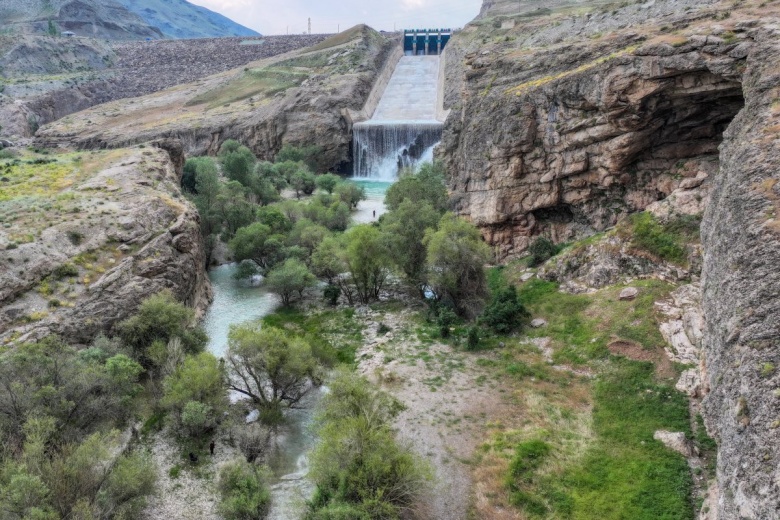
[201,180,391,518]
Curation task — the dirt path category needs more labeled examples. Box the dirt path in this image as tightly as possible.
[355,307,513,520]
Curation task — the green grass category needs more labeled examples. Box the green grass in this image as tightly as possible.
[493,274,694,519]
[517,278,674,366]
[549,359,693,519]
[261,306,363,365]
[186,68,309,108]
[626,212,700,265]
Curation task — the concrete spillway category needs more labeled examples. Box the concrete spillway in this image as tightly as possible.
[353,55,444,180]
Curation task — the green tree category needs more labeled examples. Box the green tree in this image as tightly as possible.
[182,156,217,194]
[116,291,208,368]
[256,161,288,191]
[0,337,142,446]
[256,205,292,234]
[217,459,271,520]
[288,219,329,257]
[315,173,341,194]
[221,145,257,186]
[381,199,441,297]
[276,144,323,172]
[215,181,255,239]
[226,326,321,415]
[265,258,317,306]
[219,140,242,156]
[344,225,392,304]
[385,161,448,212]
[334,181,366,209]
[162,352,226,438]
[481,285,530,333]
[308,371,429,517]
[290,168,316,198]
[229,222,287,271]
[424,213,492,318]
[191,159,222,228]
[233,259,261,281]
[47,19,58,36]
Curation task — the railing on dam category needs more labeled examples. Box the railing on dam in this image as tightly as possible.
[403,28,451,56]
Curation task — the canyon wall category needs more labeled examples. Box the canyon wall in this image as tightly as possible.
[0,140,211,346]
[442,0,780,516]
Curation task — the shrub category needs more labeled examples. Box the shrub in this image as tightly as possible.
[481,285,530,334]
[308,371,429,518]
[436,306,457,338]
[180,400,216,439]
[527,237,562,267]
[629,212,688,264]
[323,284,341,305]
[52,262,78,279]
[97,451,157,519]
[217,460,271,520]
[117,291,208,368]
[233,259,260,281]
[466,326,481,351]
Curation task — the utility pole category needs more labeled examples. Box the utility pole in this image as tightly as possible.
[308,18,311,35]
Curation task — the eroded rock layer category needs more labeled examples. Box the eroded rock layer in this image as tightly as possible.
[443,0,780,516]
[0,140,211,345]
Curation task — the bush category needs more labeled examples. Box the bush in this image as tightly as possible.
[436,306,457,338]
[629,212,689,264]
[323,284,341,305]
[466,326,481,351]
[384,161,448,212]
[180,400,216,439]
[481,285,530,334]
[527,237,562,267]
[97,451,157,519]
[217,460,271,520]
[308,371,429,518]
[52,262,78,279]
[233,259,260,281]
[117,291,208,368]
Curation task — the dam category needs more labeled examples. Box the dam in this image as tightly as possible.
[352,29,450,180]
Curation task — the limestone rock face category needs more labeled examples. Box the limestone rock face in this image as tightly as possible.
[441,0,746,259]
[443,1,780,516]
[699,25,780,520]
[0,143,211,345]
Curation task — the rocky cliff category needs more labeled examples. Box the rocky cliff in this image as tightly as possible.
[0,139,211,346]
[442,0,780,516]
[35,25,396,171]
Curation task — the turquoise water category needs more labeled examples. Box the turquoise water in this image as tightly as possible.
[352,179,392,200]
[202,264,315,519]
[202,264,279,358]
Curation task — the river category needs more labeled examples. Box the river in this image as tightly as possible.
[201,179,391,519]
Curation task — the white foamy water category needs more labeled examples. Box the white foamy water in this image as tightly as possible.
[353,56,443,179]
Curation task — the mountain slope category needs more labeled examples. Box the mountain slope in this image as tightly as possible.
[117,0,260,39]
[0,0,164,40]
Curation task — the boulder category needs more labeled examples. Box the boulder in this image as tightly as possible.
[618,287,639,301]
[531,318,547,328]
[653,430,694,457]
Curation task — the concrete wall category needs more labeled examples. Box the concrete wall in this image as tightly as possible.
[436,47,451,123]
[346,45,403,124]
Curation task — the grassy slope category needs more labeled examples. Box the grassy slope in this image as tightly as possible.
[471,269,695,519]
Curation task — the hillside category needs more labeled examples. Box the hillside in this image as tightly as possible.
[116,0,259,39]
[0,0,258,40]
[0,0,163,40]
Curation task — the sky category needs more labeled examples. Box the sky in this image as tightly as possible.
[187,0,483,36]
